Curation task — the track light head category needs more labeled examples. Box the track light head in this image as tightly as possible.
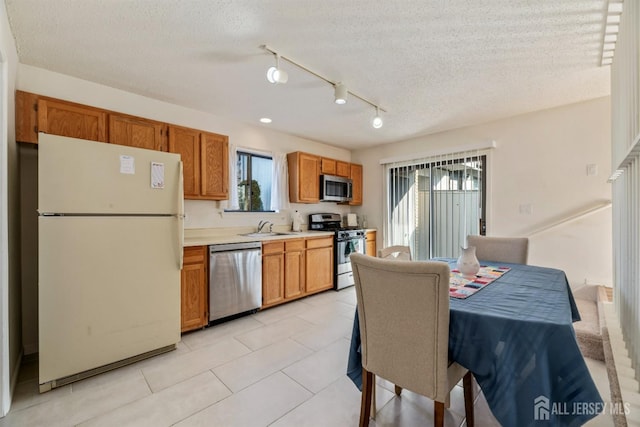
[266,54,288,84]
[334,83,348,105]
[372,107,383,129]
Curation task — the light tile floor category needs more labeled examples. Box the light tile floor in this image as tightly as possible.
[1,287,615,426]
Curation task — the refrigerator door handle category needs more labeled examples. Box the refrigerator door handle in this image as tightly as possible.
[177,161,185,270]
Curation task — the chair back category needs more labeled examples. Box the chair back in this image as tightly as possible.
[377,245,412,260]
[350,253,451,401]
[466,235,529,264]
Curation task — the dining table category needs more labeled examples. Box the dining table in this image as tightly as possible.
[347,258,604,427]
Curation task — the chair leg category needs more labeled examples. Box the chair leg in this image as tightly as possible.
[394,385,402,396]
[360,368,374,427]
[434,401,445,427]
[463,372,475,427]
[371,375,376,419]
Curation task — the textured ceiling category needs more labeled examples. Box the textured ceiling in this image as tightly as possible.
[5,0,611,149]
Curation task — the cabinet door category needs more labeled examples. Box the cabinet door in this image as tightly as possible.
[200,132,229,200]
[168,126,201,198]
[349,163,363,206]
[263,252,285,307]
[38,98,107,142]
[336,161,350,178]
[288,152,320,203]
[321,158,336,175]
[306,245,334,293]
[299,153,320,202]
[181,246,208,333]
[366,231,377,256]
[16,90,39,144]
[109,114,167,151]
[285,239,306,299]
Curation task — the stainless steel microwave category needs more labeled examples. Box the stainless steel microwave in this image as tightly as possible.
[320,174,353,202]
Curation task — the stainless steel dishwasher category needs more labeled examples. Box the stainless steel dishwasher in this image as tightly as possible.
[209,242,262,322]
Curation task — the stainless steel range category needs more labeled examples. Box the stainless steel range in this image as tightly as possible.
[309,213,366,290]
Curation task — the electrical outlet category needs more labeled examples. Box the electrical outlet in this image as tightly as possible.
[587,164,598,176]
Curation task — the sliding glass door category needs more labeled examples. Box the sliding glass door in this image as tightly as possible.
[386,153,486,260]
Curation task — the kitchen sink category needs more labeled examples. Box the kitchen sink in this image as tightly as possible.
[241,232,290,237]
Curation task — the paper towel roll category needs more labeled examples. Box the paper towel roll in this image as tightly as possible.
[347,213,358,227]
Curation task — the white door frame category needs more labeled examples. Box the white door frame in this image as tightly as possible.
[0,44,9,416]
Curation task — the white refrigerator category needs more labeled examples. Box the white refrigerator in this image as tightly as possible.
[38,133,183,392]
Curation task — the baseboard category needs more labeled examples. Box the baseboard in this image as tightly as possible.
[4,348,23,417]
[603,303,640,426]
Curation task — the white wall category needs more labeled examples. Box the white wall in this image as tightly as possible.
[0,0,21,415]
[352,97,612,288]
[17,64,353,231]
[16,64,353,354]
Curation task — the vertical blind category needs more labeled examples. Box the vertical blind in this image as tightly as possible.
[383,149,486,260]
[611,0,640,381]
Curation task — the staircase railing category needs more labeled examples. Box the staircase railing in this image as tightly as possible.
[526,201,612,237]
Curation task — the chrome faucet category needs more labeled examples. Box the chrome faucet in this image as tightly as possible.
[257,220,273,233]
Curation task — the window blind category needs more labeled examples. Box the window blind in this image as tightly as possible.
[611,0,640,382]
[383,149,486,260]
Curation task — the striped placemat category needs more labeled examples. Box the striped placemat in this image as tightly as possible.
[449,265,511,299]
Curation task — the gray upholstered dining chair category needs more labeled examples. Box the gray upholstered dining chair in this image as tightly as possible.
[350,253,474,427]
[466,234,529,264]
[377,245,412,260]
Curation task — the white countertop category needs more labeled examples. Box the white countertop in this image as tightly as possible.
[184,227,334,247]
[184,227,377,247]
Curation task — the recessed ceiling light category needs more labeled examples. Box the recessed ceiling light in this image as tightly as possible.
[260,117,272,124]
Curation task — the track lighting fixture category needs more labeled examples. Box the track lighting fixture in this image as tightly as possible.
[372,106,383,129]
[260,44,386,128]
[334,83,348,105]
[266,54,288,84]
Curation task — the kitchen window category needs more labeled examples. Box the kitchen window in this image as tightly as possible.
[236,151,273,212]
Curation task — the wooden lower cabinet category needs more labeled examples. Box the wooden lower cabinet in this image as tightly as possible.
[261,236,332,309]
[305,236,334,294]
[262,241,285,308]
[284,239,305,299]
[366,230,377,256]
[181,246,209,333]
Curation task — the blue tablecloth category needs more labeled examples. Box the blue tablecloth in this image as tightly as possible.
[347,260,603,427]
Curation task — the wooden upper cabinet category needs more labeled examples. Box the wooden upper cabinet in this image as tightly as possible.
[168,126,229,201]
[15,90,39,144]
[321,158,337,175]
[336,161,350,178]
[200,132,229,199]
[321,157,350,178]
[168,125,200,198]
[109,114,167,151]
[288,151,320,203]
[38,97,107,142]
[350,163,363,206]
